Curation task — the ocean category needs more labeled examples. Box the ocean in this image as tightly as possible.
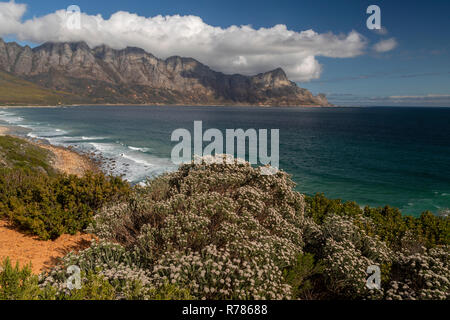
[1,105,449,217]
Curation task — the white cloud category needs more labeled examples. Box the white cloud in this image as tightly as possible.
[0,1,26,35]
[0,1,369,81]
[373,38,398,53]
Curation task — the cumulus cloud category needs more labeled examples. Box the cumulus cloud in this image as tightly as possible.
[0,1,369,81]
[0,1,26,34]
[373,38,398,53]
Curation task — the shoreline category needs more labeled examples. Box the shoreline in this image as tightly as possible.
[0,103,335,109]
[0,126,10,135]
[0,125,100,177]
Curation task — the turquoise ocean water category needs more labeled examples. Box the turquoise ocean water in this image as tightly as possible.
[1,105,449,217]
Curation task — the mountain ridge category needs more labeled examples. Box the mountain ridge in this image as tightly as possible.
[0,38,330,106]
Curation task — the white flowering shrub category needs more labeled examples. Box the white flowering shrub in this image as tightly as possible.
[39,241,153,299]
[385,245,449,300]
[56,157,306,299]
[304,215,392,299]
[39,156,448,300]
[137,158,305,299]
[151,246,291,299]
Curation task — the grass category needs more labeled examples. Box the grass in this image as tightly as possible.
[0,71,76,106]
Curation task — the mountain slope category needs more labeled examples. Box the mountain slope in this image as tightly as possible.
[0,39,330,106]
[0,70,81,106]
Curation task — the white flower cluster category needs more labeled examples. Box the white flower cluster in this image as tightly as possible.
[151,245,291,300]
[323,216,391,297]
[303,215,392,299]
[86,157,306,299]
[39,241,151,298]
[385,245,449,300]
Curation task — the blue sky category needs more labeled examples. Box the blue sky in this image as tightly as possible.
[1,0,449,106]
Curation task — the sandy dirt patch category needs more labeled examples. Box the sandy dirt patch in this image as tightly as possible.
[0,220,94,274]
[0,126,10,136]
[39,144,98,177]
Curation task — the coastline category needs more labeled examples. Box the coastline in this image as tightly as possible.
[38,143,99,177]
[1,103,334,109]
[2,107,448,216]
[0,126,9,135]
[0,125,99,177]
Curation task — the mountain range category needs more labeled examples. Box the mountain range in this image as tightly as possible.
[0,38,330,106]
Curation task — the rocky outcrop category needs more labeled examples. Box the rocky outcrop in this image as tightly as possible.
[0,38,330,106]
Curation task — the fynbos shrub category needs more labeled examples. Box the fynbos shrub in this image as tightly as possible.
[81,157,305,299]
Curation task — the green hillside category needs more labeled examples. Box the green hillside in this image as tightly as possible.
[0,71,76,106]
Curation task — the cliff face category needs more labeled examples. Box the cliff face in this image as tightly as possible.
[0,38,330,106]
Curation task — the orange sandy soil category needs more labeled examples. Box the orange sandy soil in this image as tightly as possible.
[0,220,94,274]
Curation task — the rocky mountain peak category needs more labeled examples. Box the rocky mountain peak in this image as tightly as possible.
[251,67,292,88]
[33,41,90,53]
[268,67,288,79]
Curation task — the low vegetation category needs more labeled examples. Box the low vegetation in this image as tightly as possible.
[0,169,131,240]
[0,136,131,240]
[0,135,56,174]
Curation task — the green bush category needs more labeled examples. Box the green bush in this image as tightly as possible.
[283,253,325,300]
[304,194,449,299]
[146,282,193,300]
[62,271,117,300]
[0,258,42,300]
[0,168,131,240]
